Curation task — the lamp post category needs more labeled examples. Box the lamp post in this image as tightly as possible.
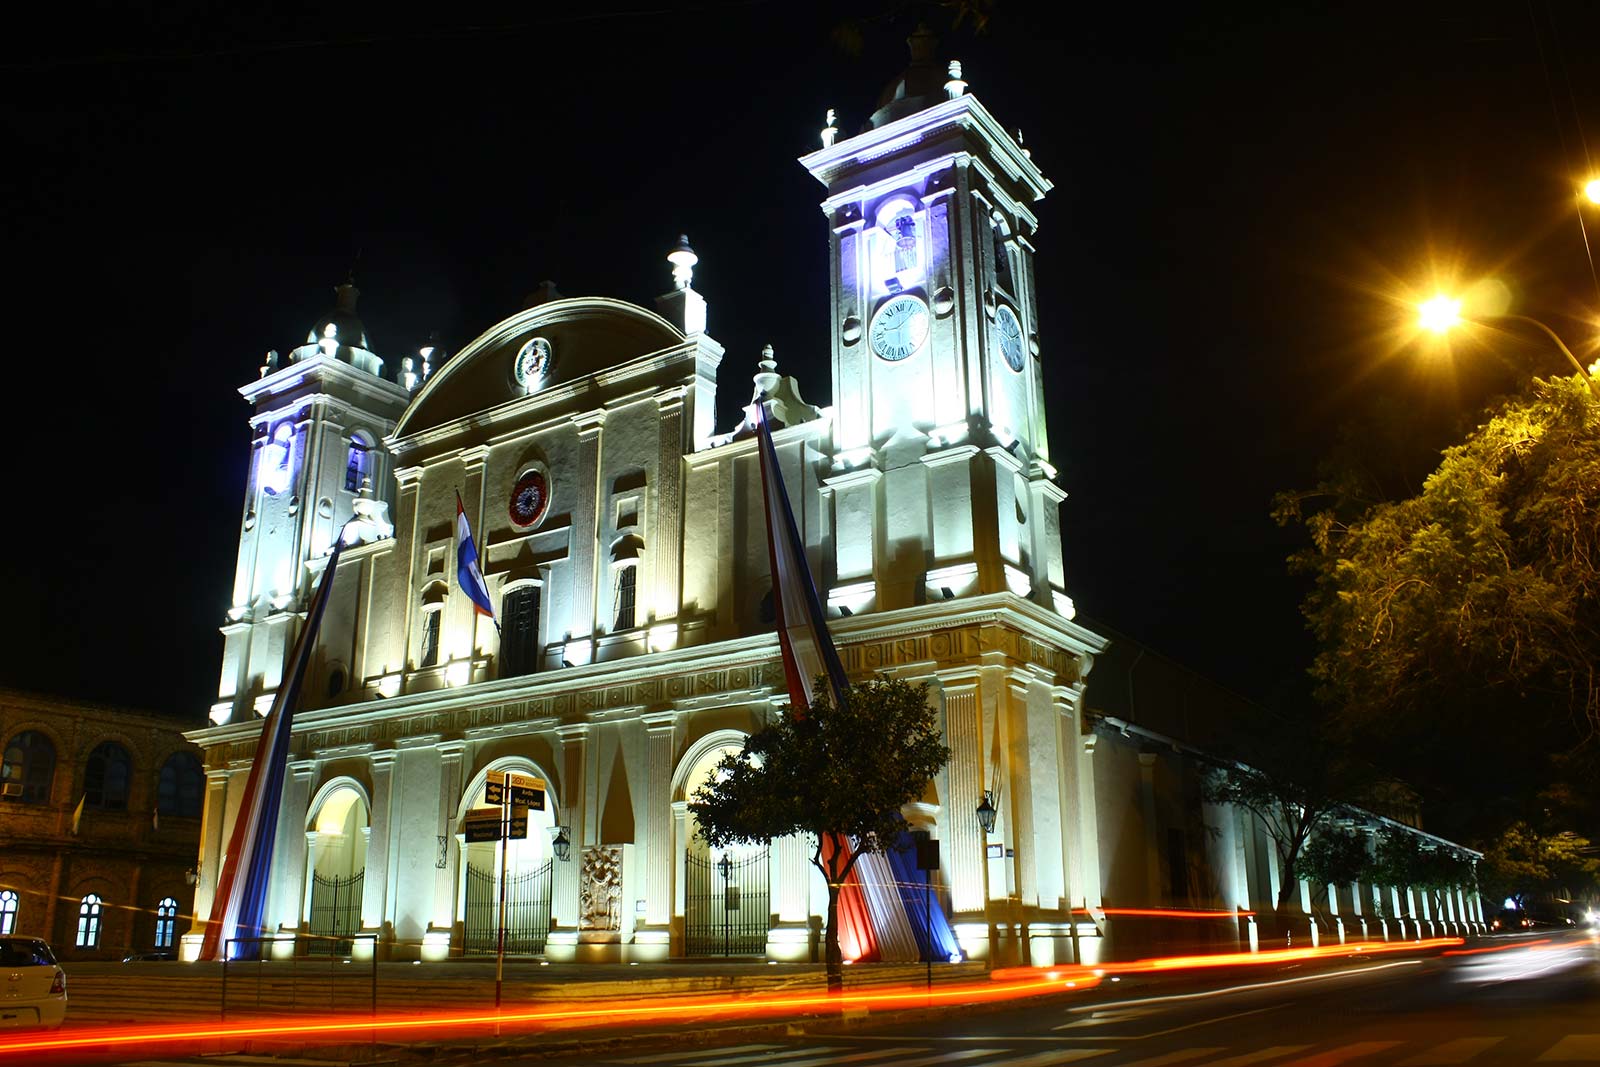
[1417,297,1600,401]
[976,791,997,835]
[717,853,733,958]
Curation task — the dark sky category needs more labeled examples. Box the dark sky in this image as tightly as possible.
[6,1,1599,720]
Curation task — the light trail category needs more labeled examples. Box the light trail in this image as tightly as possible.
[0,936,1465,1060]
[1442,938,1551,957]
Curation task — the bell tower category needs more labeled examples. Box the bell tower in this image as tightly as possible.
[801,30,1072,620]
[213,280,414,725]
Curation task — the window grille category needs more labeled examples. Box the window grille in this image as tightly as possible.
[345,442,368,492]
[613,565,637,631]
[76,894,102,949]
[0,890,16,935]
[155,897,177,949]
[501,586,542,677]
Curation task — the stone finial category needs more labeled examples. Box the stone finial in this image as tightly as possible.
[944,60,967,99]
[754,344,780,400]
[1016,129,1030,159]
[821,108,839,148]
[667,235,697,290]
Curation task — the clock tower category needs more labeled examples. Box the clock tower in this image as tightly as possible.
[214,281,414,725]
[801,29,1071,620]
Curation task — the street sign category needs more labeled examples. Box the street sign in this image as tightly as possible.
[506,805,529,840]
[484,772,546,810]
[464,809,503,843]
[915,837,941,872]
[725,886,741,911]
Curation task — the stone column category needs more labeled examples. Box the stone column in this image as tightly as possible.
[363,750,398,939]
[555,724,590,931]
[641,713,677,930]
[569,411,607,650]
[940,679,985,915]
[272,761,317,932]
[1055,686,1086,913]
[435,741,466,933]
[1076,736,1103,909]
[1136,752,1161,903]
[460,444,492,670]
[193,768,231,925]
[652,387,687,625]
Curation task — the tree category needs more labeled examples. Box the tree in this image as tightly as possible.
[688,676,950,993]
[1298,825,1372,909]
[1276,374,1600,838]
[1477,822,1599,909]
[1203,759,1350,922]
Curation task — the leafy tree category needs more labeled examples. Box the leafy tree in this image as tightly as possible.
[1276,374,1600,838]
[1203,759,1351,921]
[1477,821,1599,908]
[1299,825,1373,906]
[689,677,950,993]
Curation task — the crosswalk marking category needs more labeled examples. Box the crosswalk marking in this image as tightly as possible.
[1399,1037,1507,1064]
[1203,1049,1313,1067]
[976,1050,1112,1066]
[608,1045,782,1064]
[666,1049,843,1067]
[1115,1050,1226,1066]
[870,1049,1005,1067]
[1540,1035,1600,1062]
[1280,1043,1404,1066]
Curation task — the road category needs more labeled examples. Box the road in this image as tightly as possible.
[527,929,1600,1066]
[40,929,1600,1066]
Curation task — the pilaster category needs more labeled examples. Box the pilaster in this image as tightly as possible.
[651,388,687,625]
[362,750,399,936]
[434,741,466,931]
[272,760,317,931]
[641,713,677,929]
[570,411,607,648]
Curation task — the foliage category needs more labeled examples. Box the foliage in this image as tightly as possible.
[688,676,950,991]
[1276,375,1600,841]
[1369,828,1473,891]
[1203,759,1350,916]
[1298,825,1372,891]
[1477,821,1600,907]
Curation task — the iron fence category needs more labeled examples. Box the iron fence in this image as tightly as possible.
[307,870,364,956]
[685,848,770,956]
[464,859,554,955]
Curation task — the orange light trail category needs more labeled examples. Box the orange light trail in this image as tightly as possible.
[1079,907,1257,919]
[1442,938,1551,957]
[0,936,1465,1060]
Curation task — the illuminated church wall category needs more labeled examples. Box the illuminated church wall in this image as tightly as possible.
[185,41,1484,969]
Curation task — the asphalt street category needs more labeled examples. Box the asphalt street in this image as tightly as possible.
[519,930,1600,1066]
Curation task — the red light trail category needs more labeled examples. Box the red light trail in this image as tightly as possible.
[0,937,1465,1060]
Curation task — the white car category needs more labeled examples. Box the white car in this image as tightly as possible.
[0,938,66,1029]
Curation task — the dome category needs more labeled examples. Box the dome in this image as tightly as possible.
[306,281,372,351]
[866,23,945,129]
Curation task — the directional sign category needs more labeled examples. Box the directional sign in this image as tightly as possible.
[484,772,547,811]
[464,809,503,843]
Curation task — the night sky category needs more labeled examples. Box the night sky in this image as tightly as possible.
[6,1,1599,720]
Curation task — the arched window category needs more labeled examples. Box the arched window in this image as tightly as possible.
[76,894,102,948]
[0,890,17,935]
[157,753,203,818]
[612,563,638,631]
[2,731,56,804]
[154,897,177,949]
[344,434,372,492]
[85,743,131,811]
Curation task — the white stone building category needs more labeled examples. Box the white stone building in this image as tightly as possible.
[186,38,1483,967]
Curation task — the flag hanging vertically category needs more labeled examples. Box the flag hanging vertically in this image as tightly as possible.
[199,531,348,961]
[70,794,85,836]
[456,492,496,620]
[753,399,848,713]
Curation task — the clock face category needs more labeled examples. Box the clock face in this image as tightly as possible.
[869,294,930,362]
[994,305,1025,372]
[513,337,554,390]
[509,471,550,527]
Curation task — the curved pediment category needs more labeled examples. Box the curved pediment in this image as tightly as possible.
[394,297,686,440]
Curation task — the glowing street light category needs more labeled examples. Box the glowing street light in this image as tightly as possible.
[1413,291,1600,401]
[1584,178,1600,205]
[1418,295,1462,334]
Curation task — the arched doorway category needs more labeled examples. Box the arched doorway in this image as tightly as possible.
[457,760,557,956]
[305,783,368,955]
[679,739,769,957]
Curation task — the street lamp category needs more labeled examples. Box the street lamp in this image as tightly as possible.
[551,826,571,862]
[1414,296,1600,401]
[1585,178,1600,205]
[975,791,997,835]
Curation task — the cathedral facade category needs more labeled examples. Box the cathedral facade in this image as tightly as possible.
[185,43,1483,967]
